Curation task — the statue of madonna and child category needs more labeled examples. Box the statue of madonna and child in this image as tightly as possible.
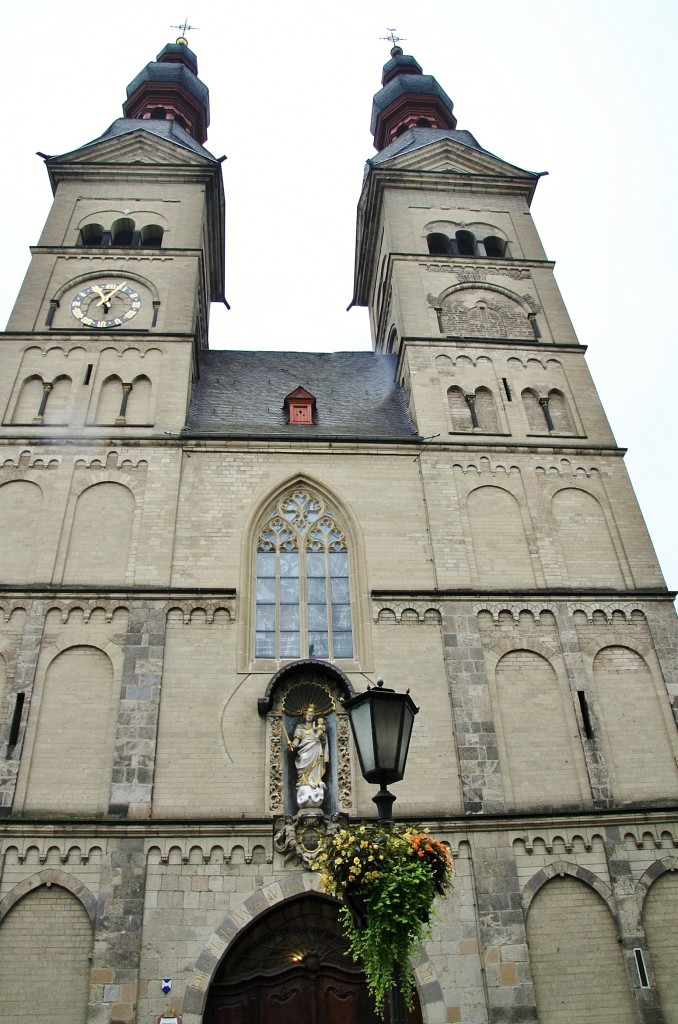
[287,704,329,810]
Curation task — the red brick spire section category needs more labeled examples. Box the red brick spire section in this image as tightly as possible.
[371,45,457,152]
[123,38,210,143]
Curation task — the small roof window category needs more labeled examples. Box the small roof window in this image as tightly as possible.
[284,386,316,425]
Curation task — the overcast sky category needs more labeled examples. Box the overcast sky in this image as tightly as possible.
[2,1,677,593]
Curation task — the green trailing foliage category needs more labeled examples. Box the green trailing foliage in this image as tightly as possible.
[315,824,454,1016]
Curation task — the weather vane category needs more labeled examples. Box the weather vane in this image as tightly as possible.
[171,18,200,39]
[380,28,406,48]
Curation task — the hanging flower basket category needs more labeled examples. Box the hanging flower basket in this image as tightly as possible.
[315,824,454,1015]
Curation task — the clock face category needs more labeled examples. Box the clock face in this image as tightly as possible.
[70,280,142,328]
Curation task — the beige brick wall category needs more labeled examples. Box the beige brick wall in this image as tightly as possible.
[63,482,135,584]
[0,337,194,436]
[526,876,636,1022]
[494,650,586,810]
[19,645,118,815]
[592,645,678,805]
[153,616,249,817]
[643,871,678,1023]
[0,886,92,1024]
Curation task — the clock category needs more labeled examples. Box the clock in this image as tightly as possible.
[70,280,142,328]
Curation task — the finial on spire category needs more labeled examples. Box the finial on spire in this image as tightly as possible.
[171,18,199,45]
[380,27,406,54]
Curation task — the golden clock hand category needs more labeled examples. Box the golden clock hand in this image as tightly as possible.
[91,285,107,302]
[96,280,127,306]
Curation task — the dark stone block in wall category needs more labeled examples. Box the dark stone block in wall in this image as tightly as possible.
[107,802,129,817]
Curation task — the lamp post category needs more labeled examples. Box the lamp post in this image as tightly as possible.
[342,677,419,1024]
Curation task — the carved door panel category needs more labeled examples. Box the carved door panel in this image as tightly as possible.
[206,973,311,1024]
[205,967,423,1024]
[264,975,311,1024]
[317,970,372,1024]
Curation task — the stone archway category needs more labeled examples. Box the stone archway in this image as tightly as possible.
[202,891,422,1024]
[183,875,447,1024]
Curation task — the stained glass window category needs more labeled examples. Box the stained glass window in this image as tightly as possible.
[255,490,353,660]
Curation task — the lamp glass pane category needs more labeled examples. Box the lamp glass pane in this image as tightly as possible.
[373,699,403,772]
[349,701,375,775]
[397,708,415,777]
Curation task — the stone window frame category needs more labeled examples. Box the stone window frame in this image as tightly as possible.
[240,477,371,674]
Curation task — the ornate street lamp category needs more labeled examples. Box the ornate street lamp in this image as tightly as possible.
[342,677,420,1024]
[343,676,419,823]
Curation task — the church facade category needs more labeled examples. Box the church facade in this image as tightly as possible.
[0,37,676,1024]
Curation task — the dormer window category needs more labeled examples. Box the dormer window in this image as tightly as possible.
[284,387,316,425]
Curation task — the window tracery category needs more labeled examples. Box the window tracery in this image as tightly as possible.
[255,490,353,660]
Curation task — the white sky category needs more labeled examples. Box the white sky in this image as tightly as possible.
[2,1,677,594]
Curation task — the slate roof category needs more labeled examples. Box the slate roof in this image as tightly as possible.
[77,118,218,160]
[369,126,493,167]
[126,60,210,113]
[183,351,418,439]
[366,126,538,177]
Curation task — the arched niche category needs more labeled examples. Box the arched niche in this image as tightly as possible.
[95,375,123,423]
[494,650,585,809]
[22,645,117,815]
[126,374,152,423]
[592,645,678,805]
[12,376,44,423]
[552,489,624,586]
[260,661,354,818]
[0,480,43,582]
[437,284,534,340]
[467,485,535,586]
[526,875,635,1022]
[63,482,135,584]
[0,883,93,1024]
[642,869,678,1021]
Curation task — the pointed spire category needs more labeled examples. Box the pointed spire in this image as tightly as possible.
[370,45,457,151]
[123,38,210,143]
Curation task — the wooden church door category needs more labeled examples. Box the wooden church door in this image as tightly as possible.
[202,894,423,1024]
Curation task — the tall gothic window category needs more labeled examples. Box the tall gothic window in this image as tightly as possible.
[255,490,353,660]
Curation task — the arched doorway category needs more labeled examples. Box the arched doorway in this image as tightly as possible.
[203,892,423,1024]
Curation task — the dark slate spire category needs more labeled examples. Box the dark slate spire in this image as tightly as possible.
[123,37,210,143]
[370,46,457,152]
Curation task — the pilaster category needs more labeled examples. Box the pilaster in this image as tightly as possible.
[109,605,167,817]
[441,602,505,814]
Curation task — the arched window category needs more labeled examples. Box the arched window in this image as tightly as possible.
[455,230,477,256]
[111,217,136,247]
[386,326,398,354]
[140,224,164,248]
[255,490,353,661]
[484,235,508,258]
[427,232,450,255]
[77,222,105,246]
[150,107,167,120]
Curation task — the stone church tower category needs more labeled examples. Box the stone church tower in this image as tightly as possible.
[0,37,676,1024]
